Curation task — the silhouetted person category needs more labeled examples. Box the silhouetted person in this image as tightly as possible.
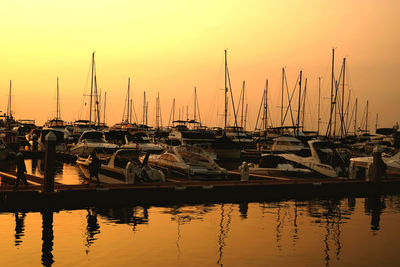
[15,152,28,189]
[89,151,101,184]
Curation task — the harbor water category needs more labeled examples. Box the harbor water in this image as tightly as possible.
[1,160,400,266]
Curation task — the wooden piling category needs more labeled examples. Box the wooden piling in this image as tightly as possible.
[372,145,383,184]
[43,132,56,193]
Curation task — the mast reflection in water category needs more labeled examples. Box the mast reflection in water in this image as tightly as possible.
[0,196,399,266]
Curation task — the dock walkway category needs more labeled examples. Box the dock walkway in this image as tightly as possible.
[1,170,400,211]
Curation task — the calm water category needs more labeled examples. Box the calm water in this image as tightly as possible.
[1,161,400,266]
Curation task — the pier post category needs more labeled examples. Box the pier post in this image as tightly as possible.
[372,145,383,184]
[240,162,249,181]
[44,132,56,193]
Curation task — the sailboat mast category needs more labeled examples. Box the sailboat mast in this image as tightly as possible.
[89,52,95,124]
[244,103,248,131]
[318,77,321,135]
[126,77,130,123]
[341,58,346,138]
[328,48,335,138]
[302,78,307,130]
[224,50,228,129]
[354,98,358,135]
[376,113,378,132]
[103,92,107,125]
[7,80,12,119]
[143,92,146,125]
[281,68,284,127]
[194,87,197,122]
[56,77,60,120]
[366,100,369,133]
[264,79,268,131]
[241,81,245,128]
[296,70,302,136]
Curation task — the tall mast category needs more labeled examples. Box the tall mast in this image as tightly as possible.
[376,113,378,132]
[7,80,12,119]
[241,81,245,128]
[56,77,60,120]
[264,79,268,131]
[145,101,148,125]
[224,50,228,129]
[126,77,130,123]
[244,103,248,131]
[354,98,358,135]
[194,87,197,122]
[302,78,307,130]
[341,58,346,138]
[173,98,175,123]
[317,77,321,135]
[89,52,95,124]
[281,68,284,127]
[142,91,146,125]
[328,48,335,138]
[103,92,107,125]
[366,100,369,133]
[296,70,302,136]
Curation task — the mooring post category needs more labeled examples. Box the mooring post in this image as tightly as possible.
[240,162,249,181]
[44,132,56,193]
[372,145,383,184]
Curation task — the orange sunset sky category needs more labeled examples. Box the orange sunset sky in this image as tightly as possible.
[1,0,399,132]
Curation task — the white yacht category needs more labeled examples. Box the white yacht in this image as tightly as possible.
[147,145,228,180]
[280,139,348,178]
[77,149,165,184]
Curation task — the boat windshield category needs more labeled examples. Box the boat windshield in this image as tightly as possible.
[126,133,151,144]
[81,132,105,142]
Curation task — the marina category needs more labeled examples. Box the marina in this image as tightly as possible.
[1,1,400,266]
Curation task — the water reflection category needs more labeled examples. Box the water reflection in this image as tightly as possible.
[97,206,149,232]
[14,212,26,247]
[3,195,400,266]
[217,204,233,266]
[365,196,386,231]
[85,208,100,254]
[41,210,54,267]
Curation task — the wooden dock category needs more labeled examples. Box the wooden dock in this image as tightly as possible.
[1,170,400,211]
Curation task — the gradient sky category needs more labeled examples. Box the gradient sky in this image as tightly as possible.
[1,0,399,132]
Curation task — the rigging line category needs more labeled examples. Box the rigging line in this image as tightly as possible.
[254,89,264,131]
[282,73,299,127]
[227,63,239,129]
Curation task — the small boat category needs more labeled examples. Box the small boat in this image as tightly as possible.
[69,130,119,157]
[147,145,228,180]
[77,149,165,184]
[242,154,314,177]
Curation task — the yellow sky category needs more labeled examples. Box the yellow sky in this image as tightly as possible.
[1,0,399,131]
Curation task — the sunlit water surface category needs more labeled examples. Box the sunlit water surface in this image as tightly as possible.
[1,160,399,266]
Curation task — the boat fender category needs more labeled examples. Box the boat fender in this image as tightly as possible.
[240,161,249,181]
[124,161,136,184]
